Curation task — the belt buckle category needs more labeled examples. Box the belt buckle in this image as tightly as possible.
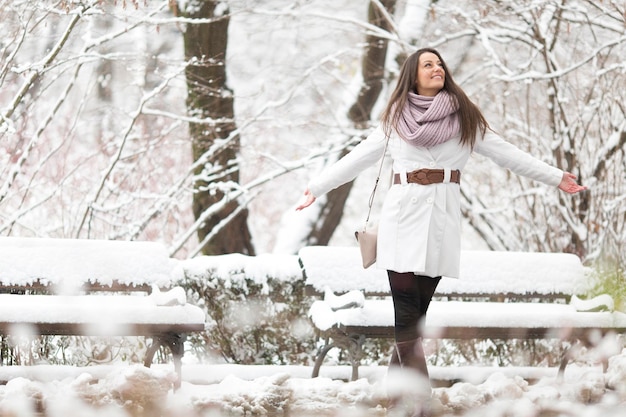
[407,169,428,185]
[415,170,428,184]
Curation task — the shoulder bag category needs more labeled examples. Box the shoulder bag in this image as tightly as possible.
[354,135,390,268]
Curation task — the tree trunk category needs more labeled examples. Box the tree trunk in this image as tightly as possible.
[306,0,397,246]
[178,1,255,256]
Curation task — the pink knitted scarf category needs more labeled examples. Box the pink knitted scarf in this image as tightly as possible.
[395,90,460,148]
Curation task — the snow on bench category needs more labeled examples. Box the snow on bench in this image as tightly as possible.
[299,246,621,381]
[0,237,206,388]
[0,236,180,291]
[310,298,625,339]
[299,246,592,300]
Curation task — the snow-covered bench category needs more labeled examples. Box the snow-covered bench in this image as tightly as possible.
[300,246,591,301]
[299,246,624,381]
[0,237,206,388]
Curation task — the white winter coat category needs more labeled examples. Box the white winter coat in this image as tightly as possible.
[308,125,563,279]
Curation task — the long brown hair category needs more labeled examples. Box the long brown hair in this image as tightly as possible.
[380,48,488,149]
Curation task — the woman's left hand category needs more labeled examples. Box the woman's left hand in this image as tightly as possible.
[558,172,588,194]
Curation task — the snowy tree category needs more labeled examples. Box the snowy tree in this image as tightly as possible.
[0,0,624,376]
[297,0,399,247]
[174,0,255,256]
[424,1,626,265]
[0,0,194,247]
[279,0,626,269]
[0,0,623,269]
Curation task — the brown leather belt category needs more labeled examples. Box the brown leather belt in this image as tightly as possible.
[393,169,461,185]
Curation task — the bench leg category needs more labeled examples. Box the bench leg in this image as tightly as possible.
[559,336,613,381]
[143,340,160,368]
[350,357,359,382]
[558,351,569,381]
[312,342,337,378]
[346,335,365,381]
[143,333,186,390]
[558,340,581,382]
[312,334,364,381]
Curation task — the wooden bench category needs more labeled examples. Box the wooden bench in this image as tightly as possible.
[299,246,625,382]
[0,237,206,388]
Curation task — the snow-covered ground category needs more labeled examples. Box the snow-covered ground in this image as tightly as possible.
[2,356,626,416]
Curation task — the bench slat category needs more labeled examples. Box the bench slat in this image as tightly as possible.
[335,325,622,341]
[0,322,205,336]
[0,279,152,294]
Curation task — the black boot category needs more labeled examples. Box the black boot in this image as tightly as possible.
[395,339,429,378]
[386,346,401,412]
[386,339,432,417]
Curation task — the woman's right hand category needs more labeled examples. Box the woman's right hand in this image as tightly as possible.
[296,189,316,211]
[558,172,588,194]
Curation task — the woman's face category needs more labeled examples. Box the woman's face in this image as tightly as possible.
[415,52,445,96]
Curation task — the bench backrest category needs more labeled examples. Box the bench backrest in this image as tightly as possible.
[299,246,591,301]
[0,237,180,294]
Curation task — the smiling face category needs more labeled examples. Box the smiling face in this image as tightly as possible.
[415,52,445,96]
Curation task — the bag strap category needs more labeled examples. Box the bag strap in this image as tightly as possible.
[364,134,391,228]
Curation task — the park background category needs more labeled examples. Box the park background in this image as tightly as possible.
[0,0,625,416]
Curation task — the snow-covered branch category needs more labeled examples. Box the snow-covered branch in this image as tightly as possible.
[75,67,181,237]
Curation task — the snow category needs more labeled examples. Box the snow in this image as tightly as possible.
[397,0,431,44]
[571,294,615,312]
[0,238,625,415]
[182,252,301,287]
[1,0,625,413]
[0,237,205,335]
[1,360,626,416]
[299,246,592,297]
[308,298,626,332]
[0,237,180,289]
[0,293,205,329]
[322,288,365,311]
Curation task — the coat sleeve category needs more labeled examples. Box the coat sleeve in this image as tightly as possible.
[474,130,563,187]
[308,126,388,198]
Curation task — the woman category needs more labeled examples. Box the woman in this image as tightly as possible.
[296,48,586,415]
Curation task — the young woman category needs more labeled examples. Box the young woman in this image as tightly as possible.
[296,48,587,416]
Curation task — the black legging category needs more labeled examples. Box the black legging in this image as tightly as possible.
[387,271,441,342]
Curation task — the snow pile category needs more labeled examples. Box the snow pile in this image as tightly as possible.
[571,294,615,312]
[189,373,292,415]
[72,366,176,415]
[605,353,626,395]
[0,366,177,417]
[2,356,626,416]
[150,285,188,306]
[323,288,365,311]
[435,368,616,416]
